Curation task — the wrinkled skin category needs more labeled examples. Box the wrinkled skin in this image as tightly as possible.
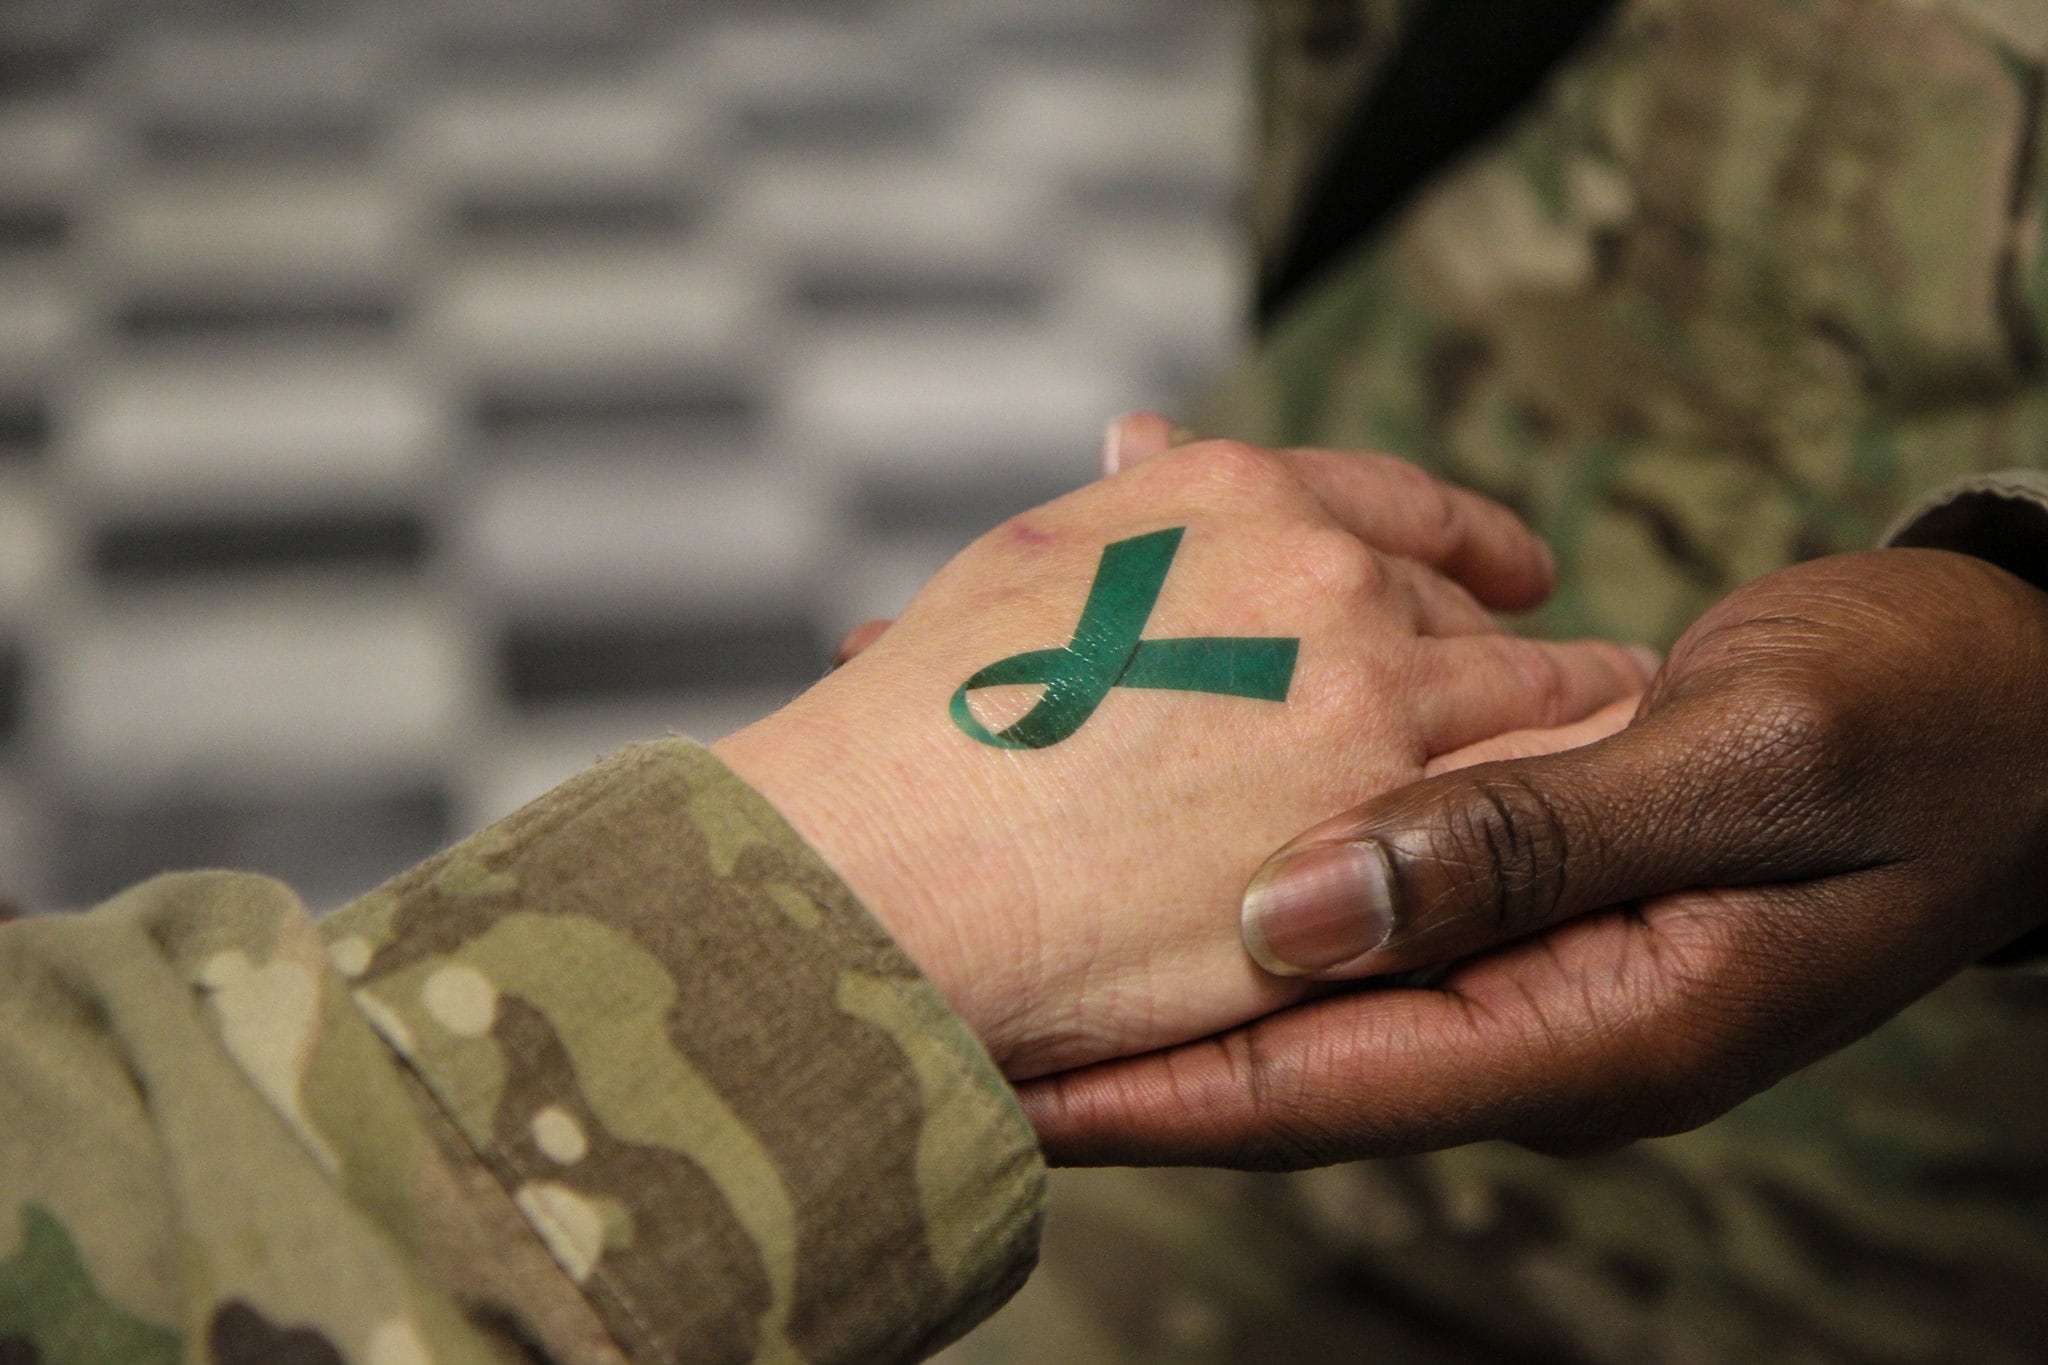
[1023,548,2048,1164]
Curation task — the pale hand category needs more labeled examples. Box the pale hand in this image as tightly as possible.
[719,440,1651,1079]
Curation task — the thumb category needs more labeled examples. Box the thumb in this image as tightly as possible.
[1240,689,1838,979]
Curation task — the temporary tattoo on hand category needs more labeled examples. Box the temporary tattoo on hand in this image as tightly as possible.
[951,527,1299,749]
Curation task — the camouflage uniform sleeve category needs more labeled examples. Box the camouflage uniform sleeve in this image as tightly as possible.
[0,737,1045,1365]
[1885,469,2048,595]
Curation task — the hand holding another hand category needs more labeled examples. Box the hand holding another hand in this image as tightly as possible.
[718,438,1649,1079]
[1025,547,2048,1165]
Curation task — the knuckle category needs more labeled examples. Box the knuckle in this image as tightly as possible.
[1721,687,1863,813]
[1737,687,1844,758]
[1373,455,1462,548]
[1204,1032,1340,1171]
[1290,525,1385,601]
[1503,641,1570,725]
[1171,439,1293,504]
[1431,775,1573,937]
[1359,450,1441,498]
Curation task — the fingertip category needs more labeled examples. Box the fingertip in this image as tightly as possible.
[1098,417,1127,477]
[1536,535,1559,587]
[832,618,892,667]
[1100,411,1179,476]
[1455,514,1558,614]
[1491,532,1559,612]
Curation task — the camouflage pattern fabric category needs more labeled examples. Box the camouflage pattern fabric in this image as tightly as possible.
[1228,0,2048,646]
[0,739,1044,1364]
[950,1,2048,1361]
[1245,0,1424,266]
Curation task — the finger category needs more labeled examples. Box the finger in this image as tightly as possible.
[1278,447,1557,611]
[832,618,893,667]
[1382,557,1497,638]
[1409,634,1655,757]
[1238,684,1860,981]
[1023,892,1769,1167]
[1424,694,1641,777]
[1100,411,1181,475]
[1017,964,1602,1166]
[1033,871,1941,1168]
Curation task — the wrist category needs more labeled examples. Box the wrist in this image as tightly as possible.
[711,678,1043,1065]
[1874,544,2048,962]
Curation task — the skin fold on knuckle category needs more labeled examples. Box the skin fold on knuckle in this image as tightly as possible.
[1206,1031,1347,1171]
[1156,438,1298,512]
[1394,773,1575,947]
[1065,1034,1327,1170]
[1708,684,1889,868]
[1154,1016,1409,1171]
[1364,453,1465,554]
[1289,524,1387,606]
[1024,1072,1149,1165]
[1501,638,1571,727]
[1636,664,1881,883]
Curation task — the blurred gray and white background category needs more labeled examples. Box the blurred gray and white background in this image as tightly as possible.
[0,0,1250,910]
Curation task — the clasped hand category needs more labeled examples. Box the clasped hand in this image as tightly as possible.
[731,425,2048,1170]
[1026,501,2048,1167]
[716,436,1648,1080]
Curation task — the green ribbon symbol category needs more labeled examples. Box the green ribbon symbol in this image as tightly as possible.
[950,526,1300,750]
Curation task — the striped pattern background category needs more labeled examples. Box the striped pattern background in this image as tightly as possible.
[0,0,1249,910]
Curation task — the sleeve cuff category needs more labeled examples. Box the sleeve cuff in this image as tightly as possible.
[1883,470,2048,593]
[322,738,1044,1363]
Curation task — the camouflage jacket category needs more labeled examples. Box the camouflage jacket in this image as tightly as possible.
[1222,0,2048,647]
[0,740,1045,1365]
[1189,2,2048,1361]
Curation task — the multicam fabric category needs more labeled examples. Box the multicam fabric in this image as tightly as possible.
[1245,0,1423,263]
[951,1,2048,1361]
[1224,0,2048,647]
[0,739,1044,1364]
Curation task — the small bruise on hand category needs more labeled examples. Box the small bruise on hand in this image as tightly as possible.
[1000,517,1057,549]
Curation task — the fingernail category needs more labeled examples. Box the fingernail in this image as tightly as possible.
[1625,644,1662,680]
[1240,840,1396,976]
[1536,538,1558,583]
[1101,414,1136,476]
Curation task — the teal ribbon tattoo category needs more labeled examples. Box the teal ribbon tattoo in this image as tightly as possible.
[950,527,1300,749]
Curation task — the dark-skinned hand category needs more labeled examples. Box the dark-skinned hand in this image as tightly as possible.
[1020,547,2048,1166]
